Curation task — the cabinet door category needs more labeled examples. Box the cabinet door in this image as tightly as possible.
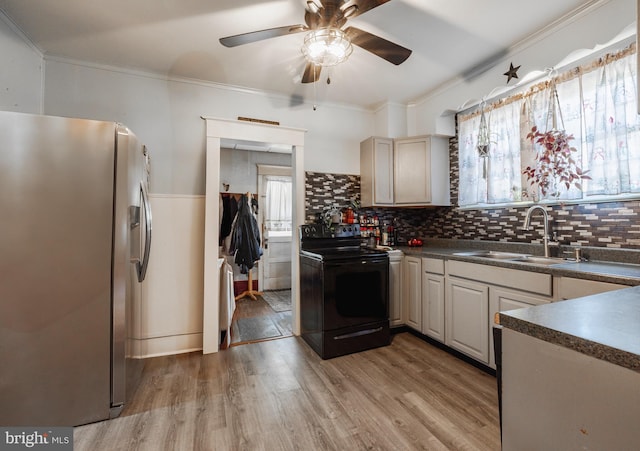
[488,287,550,369]
[394,137,430,204]
[404,256,422,330]
[360,137,394,206]
[373,139,394,205]
[389,258,403,327]
[446,277,489,363]
[422,272,445,342]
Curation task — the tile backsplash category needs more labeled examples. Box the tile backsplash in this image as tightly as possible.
[305,137,640,249]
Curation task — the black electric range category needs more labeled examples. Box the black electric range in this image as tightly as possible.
[299,224,390,359]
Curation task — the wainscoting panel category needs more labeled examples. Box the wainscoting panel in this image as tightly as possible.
[130,194,205,357]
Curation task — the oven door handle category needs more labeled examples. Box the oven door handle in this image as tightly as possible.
[333,327,384,340]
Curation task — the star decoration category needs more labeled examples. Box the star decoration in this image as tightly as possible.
[503,62,521,84]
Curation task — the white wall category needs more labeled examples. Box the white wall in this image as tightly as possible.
[408,0,636,136]
[373,102,409,138]
[220,148,291,195]
[0,14,42,113]
[42,58,374,196]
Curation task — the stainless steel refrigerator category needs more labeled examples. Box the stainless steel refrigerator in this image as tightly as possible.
[0,111,152,426]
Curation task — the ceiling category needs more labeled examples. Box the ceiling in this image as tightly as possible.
[0,0,597,109]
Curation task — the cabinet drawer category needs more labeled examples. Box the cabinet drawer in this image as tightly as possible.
[448,260,552,296]
[422,257,444,275]
[556,277,627,300]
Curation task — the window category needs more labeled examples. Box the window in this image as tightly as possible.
[264,175,292,232]
[458,42,640,208]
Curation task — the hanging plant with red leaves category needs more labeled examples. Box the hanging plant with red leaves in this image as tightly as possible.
[523,125,591,198]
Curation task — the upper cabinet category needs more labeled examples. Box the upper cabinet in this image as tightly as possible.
[360,135,450,207]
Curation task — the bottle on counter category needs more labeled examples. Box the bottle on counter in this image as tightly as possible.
[381,224,389,246]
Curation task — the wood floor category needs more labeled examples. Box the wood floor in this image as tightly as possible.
[74,333,500,450]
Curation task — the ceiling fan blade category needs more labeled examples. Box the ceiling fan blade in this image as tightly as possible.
[341,0,392,19]
[220,25,307,47]
[344,26,411,65]
[302,62,322,83]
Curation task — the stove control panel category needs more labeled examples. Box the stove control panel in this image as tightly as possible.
[333,224,361,238]
[299,224,361,239]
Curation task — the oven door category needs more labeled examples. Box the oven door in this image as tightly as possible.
[322,256,389,330]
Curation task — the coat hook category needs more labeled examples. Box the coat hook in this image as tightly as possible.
[222,183,230,192]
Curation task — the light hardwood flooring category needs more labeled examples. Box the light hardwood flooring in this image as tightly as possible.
[74,333,500,450]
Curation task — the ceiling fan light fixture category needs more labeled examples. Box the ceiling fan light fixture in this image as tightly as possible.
[301,28,353,67]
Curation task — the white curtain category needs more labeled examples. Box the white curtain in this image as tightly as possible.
[265,176,292,231]
[458,100,523,205]
[486,100,522,203]
[458,112,483,206]
[458,44,640,207]
[581,52,640,196]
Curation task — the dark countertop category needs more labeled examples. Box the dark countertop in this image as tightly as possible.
[397,240,640,286]
[499,287,640,372]
[394,239,640,371]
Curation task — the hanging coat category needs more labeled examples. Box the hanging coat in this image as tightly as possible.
[219,194,238,246]
[229,194,263,274]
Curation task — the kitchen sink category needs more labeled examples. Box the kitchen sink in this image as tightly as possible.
[453,250,530,259]
[453,250,569,266]
[511,256,567,266]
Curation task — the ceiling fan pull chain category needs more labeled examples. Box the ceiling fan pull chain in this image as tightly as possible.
[313,64,318,110]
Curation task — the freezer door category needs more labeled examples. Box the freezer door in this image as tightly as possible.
[0,112,115,426]
[110,125,150,413]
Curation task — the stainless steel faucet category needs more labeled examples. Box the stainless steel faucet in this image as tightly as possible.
[523,205,552,257]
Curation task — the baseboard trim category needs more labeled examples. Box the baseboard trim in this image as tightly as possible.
[406,328,496,377]
[129,333,203,358]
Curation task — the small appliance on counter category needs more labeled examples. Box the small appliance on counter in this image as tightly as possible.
[299,224,390,359]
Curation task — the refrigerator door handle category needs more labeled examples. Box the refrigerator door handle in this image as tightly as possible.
[138,181,152,282]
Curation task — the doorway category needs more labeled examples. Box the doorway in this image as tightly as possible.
[202,117,305,354]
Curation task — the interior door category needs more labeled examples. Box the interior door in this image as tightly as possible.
[262,232,292,290]
[257,167,292,291]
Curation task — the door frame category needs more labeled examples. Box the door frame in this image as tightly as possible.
[202,117,305,354]
[256,164,292,291]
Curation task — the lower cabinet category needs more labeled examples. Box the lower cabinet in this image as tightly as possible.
[399,255,625,371]
[403,256,422,330]
[488,287,550,369]
[445,276,490,363]
[422,258,445,342]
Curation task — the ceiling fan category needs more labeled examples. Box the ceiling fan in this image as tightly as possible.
[219,0,412,83]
